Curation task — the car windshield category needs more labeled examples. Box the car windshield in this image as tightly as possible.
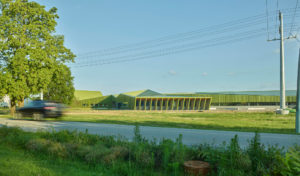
[25,101,45,107]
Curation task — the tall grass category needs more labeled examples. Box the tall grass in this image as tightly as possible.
[0,125,299,175]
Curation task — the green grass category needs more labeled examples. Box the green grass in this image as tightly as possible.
[0,110,297,134]
[0,144,108,176]
[59,111,297,134]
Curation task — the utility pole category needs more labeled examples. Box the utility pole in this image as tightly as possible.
[40,89,43,100]
[268,11,296,114]
[279,12,286,111]
[296,48,300,133]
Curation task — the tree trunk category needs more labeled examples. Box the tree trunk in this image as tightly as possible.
[10,101,16,116]
[18,98,24,107]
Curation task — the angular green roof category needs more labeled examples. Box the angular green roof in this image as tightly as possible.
[74,90,103,100]
[122,89,161,97]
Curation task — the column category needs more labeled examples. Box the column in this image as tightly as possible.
[171,98,174,110]
[139,98,142,110]
[193,98,196,110]
[187,98,190,110]
[166,99,169,110]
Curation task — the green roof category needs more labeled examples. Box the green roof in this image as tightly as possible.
[122,89,162,97]
[74,90,103,100]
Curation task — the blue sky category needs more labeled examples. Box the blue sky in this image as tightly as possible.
[36,0,300,95]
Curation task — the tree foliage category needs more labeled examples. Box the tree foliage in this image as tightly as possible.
[0,0,75,111]
[44,64,74,105]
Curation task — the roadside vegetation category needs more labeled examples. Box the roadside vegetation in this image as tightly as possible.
[0,125,299,176]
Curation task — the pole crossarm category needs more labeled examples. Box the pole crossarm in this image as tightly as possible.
[267,35,297,41]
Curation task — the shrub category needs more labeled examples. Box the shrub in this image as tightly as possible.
[103,146,129,164]
[26,138,50,153]
[281,145,300,175]
[47,141,67,158]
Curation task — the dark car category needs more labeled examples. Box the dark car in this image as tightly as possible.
[14,100,64,120]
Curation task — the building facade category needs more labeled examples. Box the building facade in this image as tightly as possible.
[134,97,210,110]
[76,89,212,111]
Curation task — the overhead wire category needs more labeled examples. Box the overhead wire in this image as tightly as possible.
[73,28,299,68]
[73,32,266,67]
[289,0,299,36]
[73,24,299,68]
[74,14,298,62]
[275,0,279,38]
[71,8,300,68]
[76,9,297,58]
[266,0,270,40]
[76,13,268,57]
[76,14,299,62]
[76,18,269,60]
[72,28,269,67]
[76,10,299,60]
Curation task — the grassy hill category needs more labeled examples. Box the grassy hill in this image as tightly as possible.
[74,90,103,100]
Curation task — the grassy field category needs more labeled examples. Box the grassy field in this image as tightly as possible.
[0,108,297,134]
[61,110,296,134]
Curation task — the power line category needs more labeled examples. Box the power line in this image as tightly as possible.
[275,0,279,38]
[76,18,268,60]
[73,32,266,68]
[72,28,267,67]
[71,8,300,68]
[73,23,299,68]
[76,13,300,61]
[76,9,298,58]
[266,0,270,40]
[75,19,299,64]
[289,0,299,36]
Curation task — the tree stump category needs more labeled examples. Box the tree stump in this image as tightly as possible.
[184,160,210,176]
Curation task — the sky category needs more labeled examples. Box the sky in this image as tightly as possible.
[35,0,300,95]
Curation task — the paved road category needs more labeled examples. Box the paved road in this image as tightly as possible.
[0,118,299,149]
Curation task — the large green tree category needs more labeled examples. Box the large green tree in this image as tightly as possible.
[44,63,75,105]
[0,0,75,113]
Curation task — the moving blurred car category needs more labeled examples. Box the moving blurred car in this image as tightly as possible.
[15,100,64,120]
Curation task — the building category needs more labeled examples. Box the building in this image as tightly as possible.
[116,90,211,110]
[0,95,10,108]
[77,89,212,111]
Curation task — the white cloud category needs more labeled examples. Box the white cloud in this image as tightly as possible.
[201,72,208,76]
[273,48,280,54]
[168,70,177,76]
[227,72,236,76]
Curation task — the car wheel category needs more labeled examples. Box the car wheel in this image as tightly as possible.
[33,113,44,121]
[13,113,22,119]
